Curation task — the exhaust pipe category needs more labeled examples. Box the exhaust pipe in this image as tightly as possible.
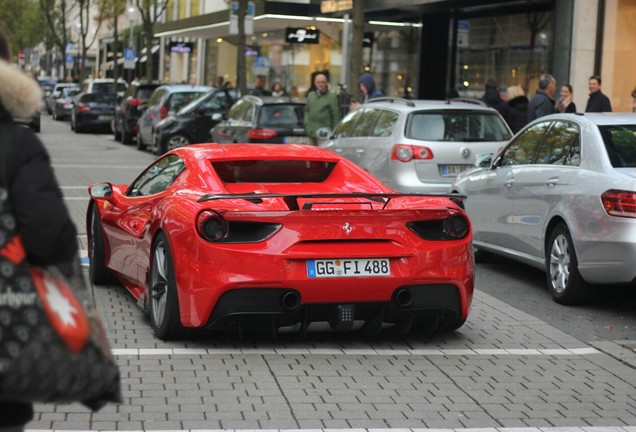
[280,291,301,311]
[393,288,413,307]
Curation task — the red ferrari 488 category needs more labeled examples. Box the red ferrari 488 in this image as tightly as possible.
[87,144,474,339]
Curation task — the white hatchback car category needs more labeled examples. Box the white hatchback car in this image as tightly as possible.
[320,98,512,193]
[453,113,636,305]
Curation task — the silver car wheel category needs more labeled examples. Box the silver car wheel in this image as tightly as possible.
[150,241,168,328]
[548,233,570,295]
[167,134,190,151]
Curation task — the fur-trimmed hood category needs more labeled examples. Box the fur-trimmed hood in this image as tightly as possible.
[0,60,43,120]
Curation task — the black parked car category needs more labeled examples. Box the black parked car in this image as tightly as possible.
[152,87,238,155]
[114,81,162,144]
[136,84,212,151]
[71,92,118,133]
[209,95,308,144]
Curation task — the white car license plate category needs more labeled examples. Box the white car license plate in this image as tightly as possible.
[307,258,390,278]
[441,164,470,177]
[283,136,310,144]
[98,115,113,121]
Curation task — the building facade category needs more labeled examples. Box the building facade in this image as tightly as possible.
[139,0,636,111]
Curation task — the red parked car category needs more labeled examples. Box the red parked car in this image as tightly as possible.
[87,144,474,340]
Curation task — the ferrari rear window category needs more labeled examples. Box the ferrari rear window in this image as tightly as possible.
[212,160,336,183]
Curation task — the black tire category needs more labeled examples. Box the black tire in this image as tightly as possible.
[113,118,121,141]
[149,232,185,340]
[74,121,83,133]
[122,127,133,144]
[545,223,595,305]
[89,205,115,285]
[165,134,190,152]
[136,130,146,151]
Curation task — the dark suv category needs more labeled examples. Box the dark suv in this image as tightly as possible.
[209,95,308,144]
[152,87,238,155]
[114,81,162,144]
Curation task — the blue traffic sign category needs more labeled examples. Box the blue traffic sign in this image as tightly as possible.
[124,48,136,61]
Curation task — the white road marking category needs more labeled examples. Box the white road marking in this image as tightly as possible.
[111,347,600,356]
[25,427,636,432]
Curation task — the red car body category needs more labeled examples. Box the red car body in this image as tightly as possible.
[87,144,474,339]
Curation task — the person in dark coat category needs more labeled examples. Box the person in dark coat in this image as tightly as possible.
[555,83,577,113]
[528,73,556,122]
[505,85,529,134]
[480,78,509,120]
[585,75,612,112]
[0,26,78,432]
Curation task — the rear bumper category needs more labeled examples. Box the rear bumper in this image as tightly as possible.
[205,284,464,333]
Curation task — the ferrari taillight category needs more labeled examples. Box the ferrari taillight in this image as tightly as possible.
[407,212,470,240]
[601,189,636,218]
[196,210,228,242]
[249,129,277,140]
[391,144,434,162]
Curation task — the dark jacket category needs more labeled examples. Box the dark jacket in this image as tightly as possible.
[506,95,529,134]
[481,87,509,120]
[359,73,383,101]
[0,59,78,428]
[527,90,555,122]
[585,90,612,112]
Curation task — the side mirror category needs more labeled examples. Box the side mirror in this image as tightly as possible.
[474,152,493,168]
[89,182,113,199]
[89,182,121,207]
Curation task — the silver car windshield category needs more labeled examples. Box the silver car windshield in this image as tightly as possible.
[598,125,636,168]
[406,111,511,142]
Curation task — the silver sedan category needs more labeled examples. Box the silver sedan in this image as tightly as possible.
[453,113,636,305]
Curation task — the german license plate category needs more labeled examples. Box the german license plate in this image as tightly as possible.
[441,164,470,176]
[283,136,311,144]
[98,115,113,121]
[307,258,390,278]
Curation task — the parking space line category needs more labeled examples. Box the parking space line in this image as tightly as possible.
[25,427,635,432]
[111,347,600,356]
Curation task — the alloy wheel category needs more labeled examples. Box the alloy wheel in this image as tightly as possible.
[548,233,570,295]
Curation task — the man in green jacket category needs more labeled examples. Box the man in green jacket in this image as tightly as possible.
[304,73,340,145]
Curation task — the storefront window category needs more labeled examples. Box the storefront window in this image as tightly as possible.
[454,12,552,97]
[366,28,421,99]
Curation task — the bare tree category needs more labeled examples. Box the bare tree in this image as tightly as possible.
[77,0,105,81]
[236,0,247,95]
[349,0,364,103]
[135,0,168,80]
[39,0,72,80]
[98,0,126,88]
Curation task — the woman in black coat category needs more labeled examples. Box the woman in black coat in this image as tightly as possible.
[0,27,78,432]
[506,85,530,134]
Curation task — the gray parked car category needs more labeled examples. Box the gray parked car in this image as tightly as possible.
[320,98,512,194]
[452,113,636,305]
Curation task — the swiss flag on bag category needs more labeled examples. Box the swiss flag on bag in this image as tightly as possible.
[30,267,90,353]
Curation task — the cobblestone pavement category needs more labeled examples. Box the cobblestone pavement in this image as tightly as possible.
[24,116,636,431]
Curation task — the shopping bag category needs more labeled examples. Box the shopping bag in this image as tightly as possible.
[0,150,121,410]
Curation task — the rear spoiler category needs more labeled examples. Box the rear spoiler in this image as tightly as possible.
[198,192,465,210]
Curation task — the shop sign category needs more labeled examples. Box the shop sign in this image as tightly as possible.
[170,42,194,53]
[285,27,320,44]
[320,0,352,13]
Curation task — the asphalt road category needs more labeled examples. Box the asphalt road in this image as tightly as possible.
[24,113,636,431]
